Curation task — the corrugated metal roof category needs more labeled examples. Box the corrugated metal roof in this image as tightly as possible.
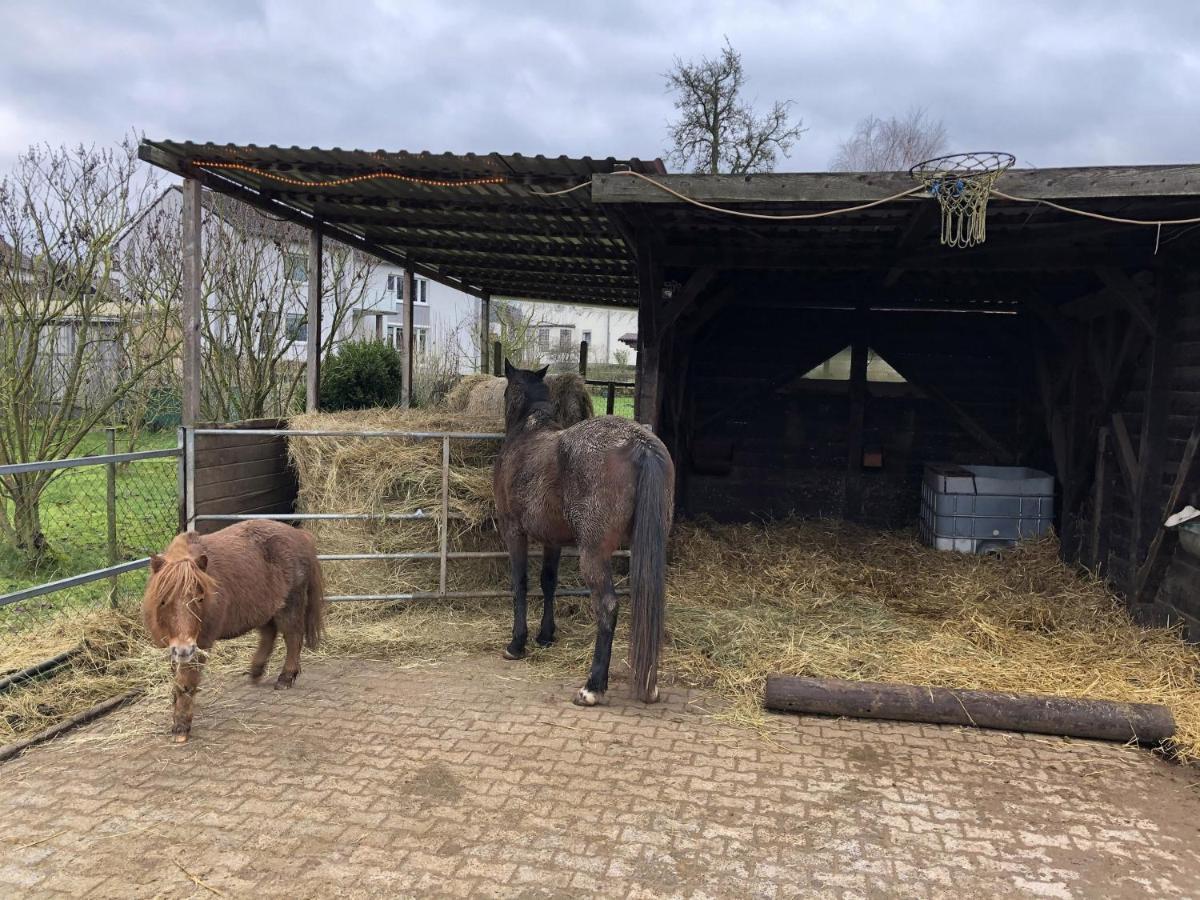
[138,140,666,307]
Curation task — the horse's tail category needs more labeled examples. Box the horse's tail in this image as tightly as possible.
[304,545,326,651]
[629,437,674,703]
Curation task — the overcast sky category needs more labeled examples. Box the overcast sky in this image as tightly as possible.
[1,0,1197,175]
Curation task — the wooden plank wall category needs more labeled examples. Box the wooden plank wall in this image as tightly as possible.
[681,302,1041,528]
[191,419,297,535]
[1077,275,1200,637]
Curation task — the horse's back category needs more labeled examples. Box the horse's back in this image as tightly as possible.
[201,520,318,638]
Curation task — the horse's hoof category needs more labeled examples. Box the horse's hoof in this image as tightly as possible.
[573,688,604,707]
[173,733,190,744]
[646,686,660,703]
[274,674,296,690]
[248,668,265,683]
[502,647,526,661]
[535,634,555,649]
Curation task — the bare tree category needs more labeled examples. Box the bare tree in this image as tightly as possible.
[831,107,949,172]
[665,39,805,174]
[0,139,177,559]
[454,298,552,371]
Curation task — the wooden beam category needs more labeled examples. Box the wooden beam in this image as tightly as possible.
[633,242,663,427]
[677,286,736,341]
[1090,426,1109,570]
[883,201,938,286]
[1109,411,1139,497]
[402,269,415,409]
[479,292,491,374]
[305,225,323,412]
[181,178,203,427]
[1132,273,1178,596]
[884,354,1017,463]
[844,307,869,521]
[593,166,1200,205]
[658,266,718,333]
[1095,267,1155,334]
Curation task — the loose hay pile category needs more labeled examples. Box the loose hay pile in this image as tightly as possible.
[444,372,593,427]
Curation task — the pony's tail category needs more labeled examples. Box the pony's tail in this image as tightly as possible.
[304,550,326,651]
[629,438,674,703]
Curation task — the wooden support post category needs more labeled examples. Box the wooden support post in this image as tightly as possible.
[633,244,662,428]
[606,383,616,415]
[492,341,502,377]
[479,292,491,374]
[578,340,589,377]
[401,269,415,408]
[305,226,323,412]
[181,178,202,427]
[1090,426,1109,570]
[844,306,868,521]
[1132,271,1177,598]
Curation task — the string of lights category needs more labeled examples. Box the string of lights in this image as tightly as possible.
[191,160,508,189]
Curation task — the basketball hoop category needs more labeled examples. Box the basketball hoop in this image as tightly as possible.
[909,152,1015,248]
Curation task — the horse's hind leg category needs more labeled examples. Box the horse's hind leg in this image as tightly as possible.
[536,544,561,648]
[248,622,277,682]
[275,625,302,689]
[575,548,617,707]
[503,530,529,660]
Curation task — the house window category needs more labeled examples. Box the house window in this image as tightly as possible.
[582,330,592,346]
[416,279,428,303]
[416,328,428,356]
[537,327,550,351]
[286,313,308,342]
[285,253,307,284]
[387,274,397,294]
[559,328,572,350]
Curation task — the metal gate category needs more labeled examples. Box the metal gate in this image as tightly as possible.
[183,426,627,602]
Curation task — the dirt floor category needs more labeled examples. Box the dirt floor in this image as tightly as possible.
[2,654,1200,898]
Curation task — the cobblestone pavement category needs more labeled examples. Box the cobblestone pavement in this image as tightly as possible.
[2,655,1199,898]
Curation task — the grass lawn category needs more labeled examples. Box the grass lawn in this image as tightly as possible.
[591,394,634,418]
[0,429,180,631]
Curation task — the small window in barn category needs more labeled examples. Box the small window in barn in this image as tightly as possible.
[285,253,307,283]
[802,347,906,383]
[286,313,308,342]
[538,327,550,351]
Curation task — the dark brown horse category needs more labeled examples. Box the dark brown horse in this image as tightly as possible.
[142,520,326,742]
[494,362,674,705]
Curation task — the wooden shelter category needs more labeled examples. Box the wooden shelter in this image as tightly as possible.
[593,167,1200,635]
[138,140,1200,635]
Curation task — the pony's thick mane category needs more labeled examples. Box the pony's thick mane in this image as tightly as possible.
[148,557,216,607]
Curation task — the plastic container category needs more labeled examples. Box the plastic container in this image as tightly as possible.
[919,464,1055,554]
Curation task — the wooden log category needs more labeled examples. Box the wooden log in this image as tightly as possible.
[764,675,1175,744]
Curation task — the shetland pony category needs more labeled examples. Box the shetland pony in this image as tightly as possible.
[142,520,325,742]
[494,362,675,705]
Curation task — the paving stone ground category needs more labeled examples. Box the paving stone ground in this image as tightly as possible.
[1,654,1199,898]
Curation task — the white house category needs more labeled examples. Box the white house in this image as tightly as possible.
[118,186,637,376]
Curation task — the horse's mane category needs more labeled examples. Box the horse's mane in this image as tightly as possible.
[147,556,217,608]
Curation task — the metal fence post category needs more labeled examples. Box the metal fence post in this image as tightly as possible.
[439,435,450,597]
[106,427,118,605]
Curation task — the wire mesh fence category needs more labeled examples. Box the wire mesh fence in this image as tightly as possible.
[0,430,181,633]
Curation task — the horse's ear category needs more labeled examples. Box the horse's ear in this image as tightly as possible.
[194,553,208,572]
[534,365,549,380]
[150,554,165,573]
[503,358,515,379]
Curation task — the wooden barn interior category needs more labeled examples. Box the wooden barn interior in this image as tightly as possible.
[138,141,1200,637]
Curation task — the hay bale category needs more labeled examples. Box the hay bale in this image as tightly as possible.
[445,373,593,427]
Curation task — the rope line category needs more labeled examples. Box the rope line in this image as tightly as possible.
[988,188,1200,226]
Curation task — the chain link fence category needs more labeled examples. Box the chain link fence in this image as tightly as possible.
[0,429,181,633]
